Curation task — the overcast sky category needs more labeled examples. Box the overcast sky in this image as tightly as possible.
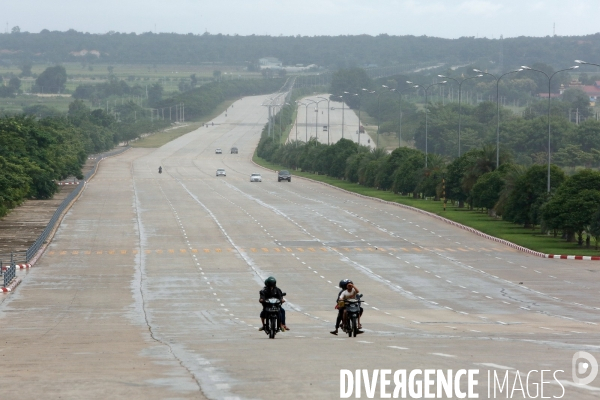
[4,0,600,39]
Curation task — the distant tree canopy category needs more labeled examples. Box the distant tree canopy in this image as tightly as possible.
[1,31,600,70]
[34,65,67,93]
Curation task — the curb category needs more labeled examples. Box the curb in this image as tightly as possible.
[1,264,31,271]
[546,254,600,261]
[251,159,598,261]
[1,277,22,293]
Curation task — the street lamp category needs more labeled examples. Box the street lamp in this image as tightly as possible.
[409,81,447,168]
[298,100,316,142]
[386,85,418,148]
[317,96,331,144]
[575,60,600,68]
[314,98,328,143]
[473,68,523,168]
[438,74,483,157]
[520,65,579,193]
[361,89,378,147]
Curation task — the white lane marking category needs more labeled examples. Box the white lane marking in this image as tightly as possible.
[475,363,514,370]
[357,341,373,344]
[388,346,409,350]
[430,353,456,358]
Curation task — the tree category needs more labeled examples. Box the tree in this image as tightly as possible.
[503,164,565,229]
[190,74,198,88]
[471,170,504,216]
[590,208,600,249]
[11,26,20,34]
[8,77,21,93]
[19,61,33,77]
[541,169,600,243]
[147,83,163,106]
[35,65,67,93]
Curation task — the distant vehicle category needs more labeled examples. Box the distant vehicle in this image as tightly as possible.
[359,125,365,133]
[231,147,238,154]
[216,168,226,177]
[250,173,262,182]
[278,170,291,182]
[215,148,222,154]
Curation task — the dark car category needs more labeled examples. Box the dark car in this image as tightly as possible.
[278,170,291,182]
[231,147,238,154]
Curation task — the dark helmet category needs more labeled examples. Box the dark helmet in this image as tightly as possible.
[265,276,277,287]
[339,279,352,290]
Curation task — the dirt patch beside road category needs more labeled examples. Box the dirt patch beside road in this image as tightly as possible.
[0,158,96,257]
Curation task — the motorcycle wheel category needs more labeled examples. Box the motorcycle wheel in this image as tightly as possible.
[347,319,353,337]
[351,315,358,337]
[269,316,277,339]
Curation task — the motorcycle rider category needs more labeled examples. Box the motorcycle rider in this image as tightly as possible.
[331,279,362,335]
[258,276,288,332]
[339,281,363,331]
[158,166,162,174]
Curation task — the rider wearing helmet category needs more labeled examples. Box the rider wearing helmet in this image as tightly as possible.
[259,276,288,332]
[331,279,363,335]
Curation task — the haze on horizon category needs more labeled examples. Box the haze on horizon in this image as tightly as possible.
[3,0,600,40]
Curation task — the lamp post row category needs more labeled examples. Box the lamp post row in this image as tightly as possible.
[293,59,591,192]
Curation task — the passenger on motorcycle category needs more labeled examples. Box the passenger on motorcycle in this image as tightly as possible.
[331,279,363,335]
[258,276,288,332]
[339,281,363,330]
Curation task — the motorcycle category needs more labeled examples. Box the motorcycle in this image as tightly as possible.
[342,294,363,337]
[263,292,286,339]
[158,166,162,174]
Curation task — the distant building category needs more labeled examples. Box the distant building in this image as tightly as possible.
[561,79,600,106]
[258,57,318,72]
[259,57,283,69]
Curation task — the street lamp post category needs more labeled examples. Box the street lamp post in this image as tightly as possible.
[314,98,328,143]
[409,81,447,168]
[386,85,418,148]
[521,65,579,192]
[437,74,483,157]
[298,100,316,143]
[317,96,331,144]
[473,68,523,168]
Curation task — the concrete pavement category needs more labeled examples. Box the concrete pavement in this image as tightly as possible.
[0,94,599,399]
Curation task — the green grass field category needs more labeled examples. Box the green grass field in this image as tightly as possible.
[253,155,600,256]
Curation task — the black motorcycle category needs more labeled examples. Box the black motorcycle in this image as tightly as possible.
[342,294,363,337]
[263,293,286,339]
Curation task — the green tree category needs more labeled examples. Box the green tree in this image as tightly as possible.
[147,83,164,106]
[502,165,565,229]
[471,170,504,215]
[35,65,67,93]
[541,169,600,243]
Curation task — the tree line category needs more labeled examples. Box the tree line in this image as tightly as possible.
[0,77,284,218]
[2,30,600,71]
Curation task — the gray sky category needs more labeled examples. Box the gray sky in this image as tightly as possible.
[4,0,600,39]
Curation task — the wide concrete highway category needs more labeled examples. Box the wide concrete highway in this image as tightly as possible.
[1,94,599,399]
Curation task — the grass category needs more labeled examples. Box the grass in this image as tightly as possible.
[131,99,234,148]
[253,155,600,256]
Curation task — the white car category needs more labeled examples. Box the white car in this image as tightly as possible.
[250,173,262,182]
[215,148,222,154]
[216,168,226,177]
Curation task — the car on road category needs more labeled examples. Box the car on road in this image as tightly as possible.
[215,148,222,154]
[216,169,226,177]
[231,147,238,154]
[250,173,262,182]
[278,170,291,182]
